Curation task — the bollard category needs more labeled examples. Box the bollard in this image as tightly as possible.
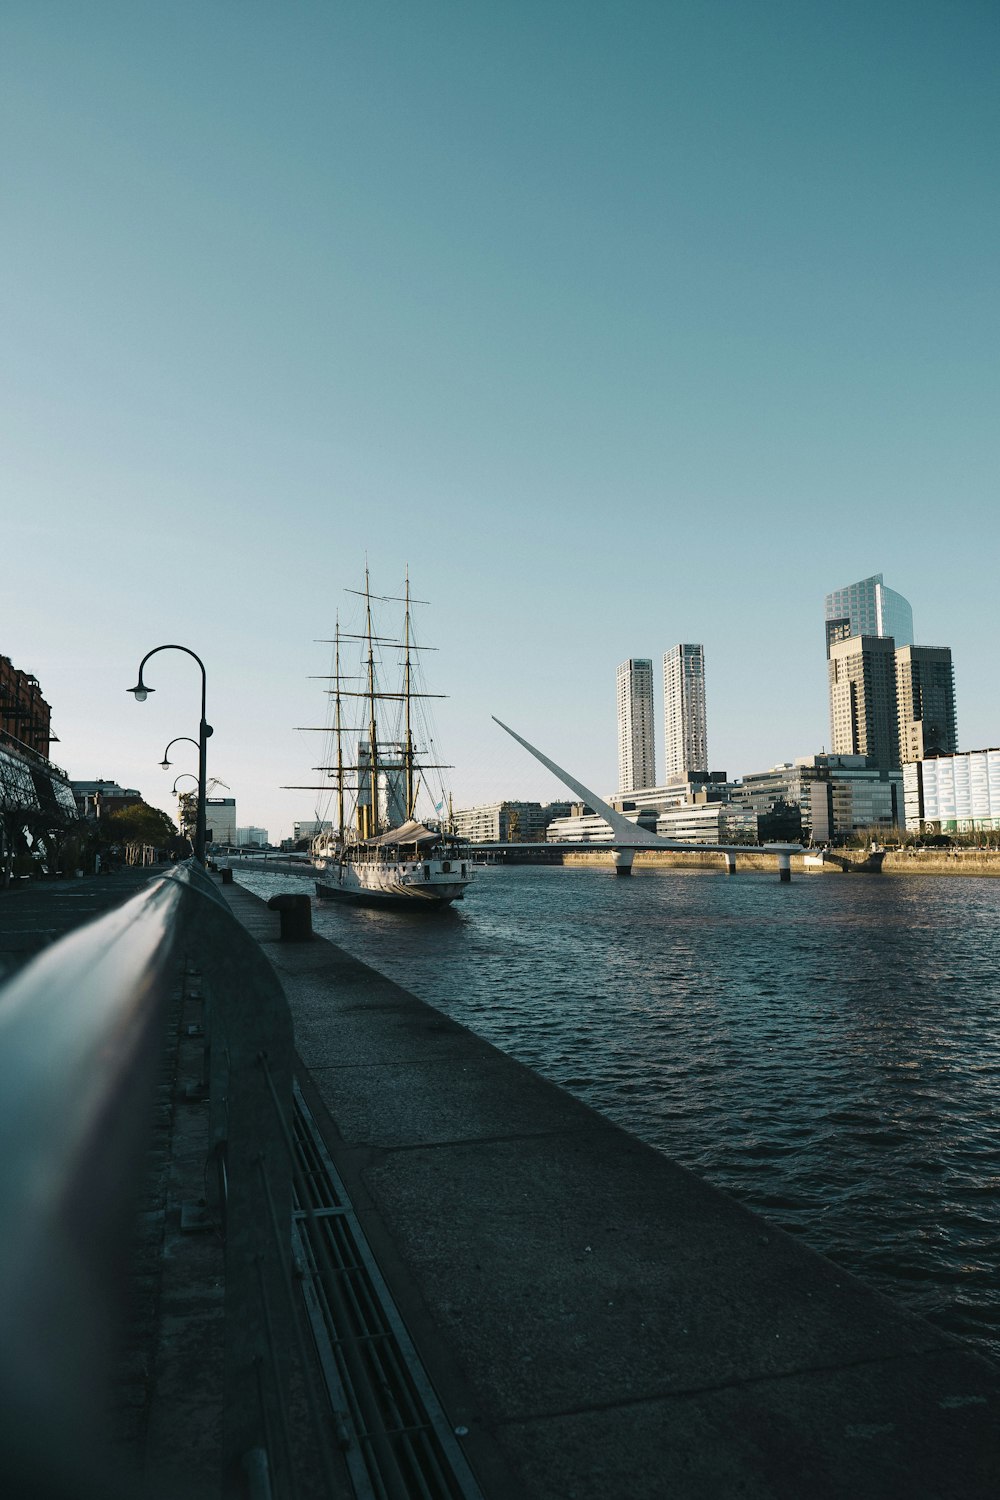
[267,893,313,941]
[221,867,234,885]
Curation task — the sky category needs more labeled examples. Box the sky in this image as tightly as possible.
[3,1,997,840]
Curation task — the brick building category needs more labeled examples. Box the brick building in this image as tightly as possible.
[0,655,52,758]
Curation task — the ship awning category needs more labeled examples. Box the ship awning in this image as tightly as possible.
[365,820,440,847]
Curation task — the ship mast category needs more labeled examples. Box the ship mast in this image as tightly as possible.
[363,567,379,840]
[403,568,416,820]
[334,616,344,838]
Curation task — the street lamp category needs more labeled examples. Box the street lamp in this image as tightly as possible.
[160,736,201,771]
[127,645,212,864]
[171,774,199,794]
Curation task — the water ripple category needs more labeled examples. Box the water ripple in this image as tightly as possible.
[238,863,1000,1363]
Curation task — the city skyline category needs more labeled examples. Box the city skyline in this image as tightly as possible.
[3,4,997,838]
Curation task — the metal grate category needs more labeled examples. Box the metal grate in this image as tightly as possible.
[291,1086,484,1500]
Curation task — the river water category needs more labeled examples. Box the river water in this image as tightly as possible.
[236,862,1000,1363]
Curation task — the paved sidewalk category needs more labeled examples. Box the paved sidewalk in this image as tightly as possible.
[220,877,1000,1500]
[0,867,166,982]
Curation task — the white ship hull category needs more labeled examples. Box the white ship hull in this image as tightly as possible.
[314,848,471,909]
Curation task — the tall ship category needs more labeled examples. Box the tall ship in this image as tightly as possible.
[291,570,473,909]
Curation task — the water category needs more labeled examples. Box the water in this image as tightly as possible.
[237,862,1000,1362]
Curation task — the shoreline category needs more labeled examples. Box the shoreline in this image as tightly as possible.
[553,847,1000,876]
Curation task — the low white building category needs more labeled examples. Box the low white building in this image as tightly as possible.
[452,801,572,842]
[903,749,1000,833]
[546,804,655,844]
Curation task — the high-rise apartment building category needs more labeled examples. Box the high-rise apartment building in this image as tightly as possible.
[828,635,900,771]
[663,644,707,777]
[824,573,913,657]
[895,646,957,763]
[616,658,656,793]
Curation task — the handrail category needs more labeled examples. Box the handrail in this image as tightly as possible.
[0,860,294,1497]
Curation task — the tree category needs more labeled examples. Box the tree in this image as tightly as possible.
[99,802,178,864]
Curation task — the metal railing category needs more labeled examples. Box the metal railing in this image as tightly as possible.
[0,860,295,1499]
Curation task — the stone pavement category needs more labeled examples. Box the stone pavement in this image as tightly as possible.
[0,866,164,981]
[219,878,1000,1500]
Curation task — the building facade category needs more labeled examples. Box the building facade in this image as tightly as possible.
[824,573,913,657]
[452,801,572,843]
[616,658,656,793]
[663,644,708,777]
[609,771,730,815]
[71,779,143,820]
[546,804,656,844]
[205,797,237,845]
[0,655,52,759]
[236,826,269,847]
[895,646,957,763]
[2,743,77,821]
[654,803,759,844]
[903,750,1000,833]
[828,635,900,771]
[733,755,902,842]
[293,820,333,842]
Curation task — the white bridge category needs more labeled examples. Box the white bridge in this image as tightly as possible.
[493,718,803,882]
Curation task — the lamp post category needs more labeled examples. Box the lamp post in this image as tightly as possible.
[127,645,212,865]
[160,736,201,771]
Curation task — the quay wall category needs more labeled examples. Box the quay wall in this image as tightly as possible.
[559,847,1000,876]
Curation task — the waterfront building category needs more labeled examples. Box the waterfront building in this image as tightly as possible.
[654,803,759,845]
[452,800,572,843]
[824,573,913,657]
[1,741,76,821]
[0,654,52,759]
[236,826,269,847]
[609,771,730,816]
[903,749,1000,833]
[546,803,656,844]
[206,796,237,845]
[828,635,900,771]
[663,644,708,777]
[732,754,902,843]
[293,819,333,843]
[1,736,78,877]
[71,779,144,820]
[895,646,957,763]
[616,658,656,793]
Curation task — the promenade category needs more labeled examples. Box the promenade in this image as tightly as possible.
[1,870,998,1497]
[0,865,164,981]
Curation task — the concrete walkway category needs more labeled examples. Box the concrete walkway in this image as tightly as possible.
[220,879,1000,1500]
[0,866,165,981]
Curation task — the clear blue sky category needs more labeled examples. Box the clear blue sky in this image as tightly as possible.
[3,2,997,839]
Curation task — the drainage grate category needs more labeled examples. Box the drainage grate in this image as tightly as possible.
[291,1085,484,1500]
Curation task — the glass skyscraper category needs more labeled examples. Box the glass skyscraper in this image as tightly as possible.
[824,573,914,657]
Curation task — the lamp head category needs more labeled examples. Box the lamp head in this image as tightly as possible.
[127,683,153,703]
[160,758,171,770]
